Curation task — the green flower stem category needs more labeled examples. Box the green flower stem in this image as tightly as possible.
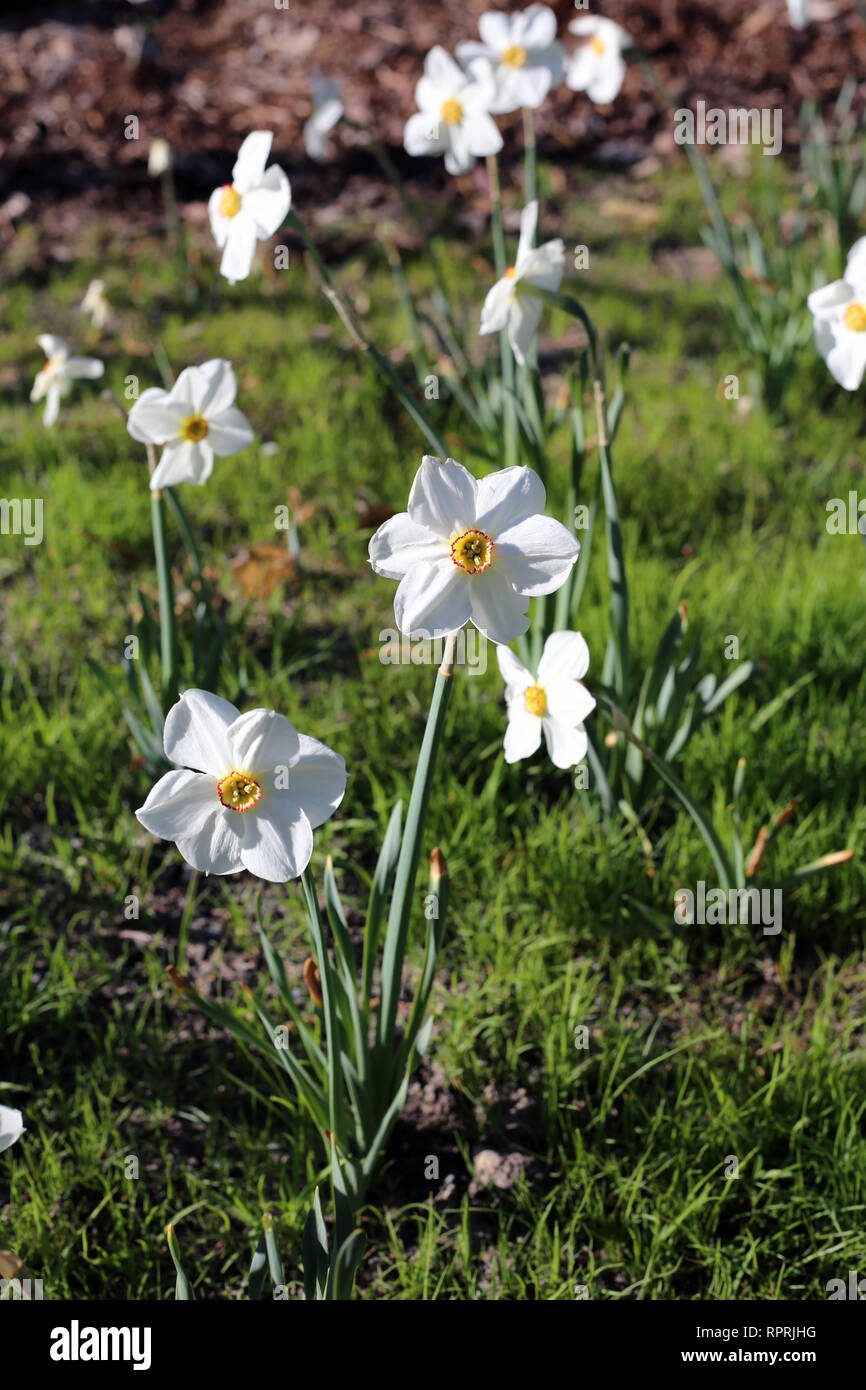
[523,106,537,211]
[301,866,349,1149]
[375,633,458,1068]
[486,154,519,470]
[147,445,178,708]
[286,209,449,457]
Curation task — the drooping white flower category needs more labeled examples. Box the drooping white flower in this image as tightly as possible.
[80,279,110,330]
[207,131,291,284]
[0,1103,24,1154]
[480,200,564,365]
[368,456,579,646]
[29,335,104,427]
[136,689,347,883]
[148,138,173,177]
[566,16,631,105]
[403,46,502,176]
[127,358,254,490]
[456,5,565,115]
[304,73,344,161]
[498,632,595,768]
[807,238,866,391]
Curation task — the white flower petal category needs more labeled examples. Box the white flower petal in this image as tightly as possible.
[220,213,259,283]
[538,630,591,684]
[475,465,547,536]
[495,514,580,596]
[175,804,246,876]
[504,704,542,763]
[507,294,543,365]
[368,512,445,578]
[807,279,850,319]
[478,10,512,51]
[135,767,218,842]
[542,716,587,769]
[844,237,866,292]
[394,558,470,637]
[480,276,513,335]
[404,110,445,156]
[188,359,236,417]
[65,356,104,380]
[407,455,477,536]
[127,387,187,445]
[150,439,214,489]
[243,166,291,238]
[496,643,532,691]
[207,406,254,457]
[163,688,239,774]
[514,3,558,49]
[284,733,347,828]
[468,564,530,645]
[208,187,231,247]
[826,329,866,391]
[37,334,68,359]
[587,51,626,104]
[545,677,596,727]
[463,110,503,157]
[42,386,62,427]
[425,44,466,91]
[517,200,539,262]
[0,1105,25,1153]
[227,708,301,777]
[232,131,273,193]
[241,803,313,882]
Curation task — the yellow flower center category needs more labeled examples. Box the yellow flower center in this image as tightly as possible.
[440,98,463,126]
[451,528,494,575]
[524,684,547,717]
[504,265,517,279]
[181,415,209,442]
[590,35,606,55]
[502,44,528,68]
[218,184,242,218]
[217,771,262,813]
[843,301,866,332]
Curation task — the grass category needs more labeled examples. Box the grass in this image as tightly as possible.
[1,152,865,1300]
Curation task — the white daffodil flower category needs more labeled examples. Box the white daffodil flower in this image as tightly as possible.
[368,455,579,646]
[456,5,565,114]
[807,237,866,391]
[147,138,173,177]
[207,131,291,284]
[304,73,344,161]
[136,689,347,883]
[566,16,631,105]
[480,200,564,365]
[498,631,596,768]
[29,335,104,427]
[0,1103,24,1154]
[80,278,110,330]
[403,46,502,176]
[127,358,254,491]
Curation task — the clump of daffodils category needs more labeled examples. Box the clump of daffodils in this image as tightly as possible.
[126,358,254,490]
[208,131,291,284]
[29,335,104,427]
[479,200,564,365]
[498,632,595,768]
[368,455,579,645]
[456,5,565,114]
[807,238,866,391]
[403,46,502,175]
[136,689,347,883]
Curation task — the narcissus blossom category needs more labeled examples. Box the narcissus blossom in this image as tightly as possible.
[136,689,347,883]
[566,16,630,105]
[786,0,809,27]
[403,46,502,176]
[208,131,291,284]
[30,335,104,427]
[0,1103,24,1154]
[304,74,344,161]
[456,5,565,114]
[480,200,564,365]
[498,631,595,768]
[127,358,254,491]
[80,279,110,330]
[807,238,866,391]
[368,456,579,645]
